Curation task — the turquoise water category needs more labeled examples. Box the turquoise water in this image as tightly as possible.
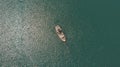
[0,0,120,67]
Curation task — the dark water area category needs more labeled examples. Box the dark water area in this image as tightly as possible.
[0,0,120,67]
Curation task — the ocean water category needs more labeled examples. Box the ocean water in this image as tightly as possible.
[0,0,120,67]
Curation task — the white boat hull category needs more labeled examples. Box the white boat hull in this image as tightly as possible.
[55,25,66,42]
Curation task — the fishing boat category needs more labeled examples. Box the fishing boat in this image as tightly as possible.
[55,25,66,42]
